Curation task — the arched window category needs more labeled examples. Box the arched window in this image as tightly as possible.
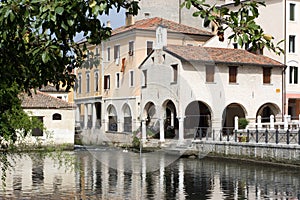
[86,73,90,93]
[78,75,82,93]
[52,113,62,120]
[94,72,99,92]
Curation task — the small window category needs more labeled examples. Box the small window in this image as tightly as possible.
[107,47,111,61]
[114,45,120,60]
[104,75,110,89]
[263,67,271,84]
[129,41,134,56]
[289,35,295,53]
[171,64,178,83]
[52,113,62,120]
[95,47,99,57]
[57,96,62,99]
[32,116,43,136]
[147,41,153,55]
[290,3,295,21]
[289,66,298,84]
[142,70,147,88]
[229,66,238,83]
[206,65,214,83]
[129,71,134,87]
[116,73,120,88]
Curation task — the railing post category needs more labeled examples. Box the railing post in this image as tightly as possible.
[298,129,300,145]
[275,128,279,144]
[234,116,239,131]
[265,129,268,144]
[286,129,290,145]
[213,129,215,141]
[227,129,230,142]
[234,130,237,142]
[257,115,262,130]
[256,129,259,143]
[206,128,209,140]
[270,115,275,130]
[220,130,222,141]
[284,114,289,130]
[199,128,203,140]
[247,129,250,142]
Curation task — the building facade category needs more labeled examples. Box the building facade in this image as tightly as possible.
[74,17,213,141]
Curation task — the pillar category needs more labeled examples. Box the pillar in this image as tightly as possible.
[92,103,97,129]
[84,103,88,129]
[270,115,275,130]
[284,114,289,130]
[178,117,184,141]
[159,118,165,142]
[257,115,262,130]
[234,116,239,130]
[142,120,147,143]
[75,105,81,126]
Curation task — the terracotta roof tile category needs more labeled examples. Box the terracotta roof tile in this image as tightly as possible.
[112,17,213,36]
[20,91,75,109]
[39,85,67,93]
[164,45,284,67]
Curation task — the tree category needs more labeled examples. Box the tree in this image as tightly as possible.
[181,0,284,55]
[0,0,139,143]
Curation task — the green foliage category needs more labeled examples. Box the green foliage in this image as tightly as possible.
[181,0,284,55]
[0,0,139,139]
[238,118,249,129]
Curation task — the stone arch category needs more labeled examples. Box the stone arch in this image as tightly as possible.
[222,103,247,133]
[162,99,179,139]
[184,101,212,138]
[256,103,281,122]
[122,103,132,133]
[107,104,118,131]
[143,101,159,132]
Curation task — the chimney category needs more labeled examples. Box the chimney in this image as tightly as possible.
[125,12,134,26]
[106,20,111,28]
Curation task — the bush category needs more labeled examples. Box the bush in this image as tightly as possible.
[238,118,249,129]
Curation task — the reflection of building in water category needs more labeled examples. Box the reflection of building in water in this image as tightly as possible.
[1,152,300,199]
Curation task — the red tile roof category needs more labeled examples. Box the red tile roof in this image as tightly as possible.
[112,17,213,36]
[39,85,68,93]
[20,91,75,109]
[164,45,284,67]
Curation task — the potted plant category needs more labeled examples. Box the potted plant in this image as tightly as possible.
[238,118,249,142]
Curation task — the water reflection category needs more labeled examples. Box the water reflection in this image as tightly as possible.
[0,149,299,199]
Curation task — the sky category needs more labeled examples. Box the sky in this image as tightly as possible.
[75,8,126,42]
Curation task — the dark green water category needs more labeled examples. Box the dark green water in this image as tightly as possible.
[0,149,299,199]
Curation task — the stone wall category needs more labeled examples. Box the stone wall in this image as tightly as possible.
[194,141,300,166]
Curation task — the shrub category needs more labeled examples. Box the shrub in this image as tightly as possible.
[238,118,249,129]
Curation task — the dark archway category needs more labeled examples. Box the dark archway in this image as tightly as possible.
[185,101,212,138]
[163,100,179,139]
[107,105,117,132]
[256,103,281,123]
[222,103,246,133]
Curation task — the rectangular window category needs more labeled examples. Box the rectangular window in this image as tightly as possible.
[104,75,110,89]
[129,71,134,87]
[142,70,147,88]
[32,116,43,136]
[116,73,120,88]
[129,41,134,56]
[206,65,214,82]
[290,3,295,21]
[289,35,295,53]
[171,64,178,83]
[114,45,120,60]
[94,72,99,92]
[229,66,237,83]
[289,66,298,84]
[147,41,153,55]
[107,47,110,61]
[263,67,271,84]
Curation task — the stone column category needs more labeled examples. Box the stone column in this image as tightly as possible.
[142,120,147,143]
[75,104,81,126]
[270,115,275,130]
[234,116,239,131]
[92,103,97,129]
[159,118,165,142]
[178,117,184,141]
[84,103,88,129]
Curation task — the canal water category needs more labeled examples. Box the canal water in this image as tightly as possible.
[0,148,299,200]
